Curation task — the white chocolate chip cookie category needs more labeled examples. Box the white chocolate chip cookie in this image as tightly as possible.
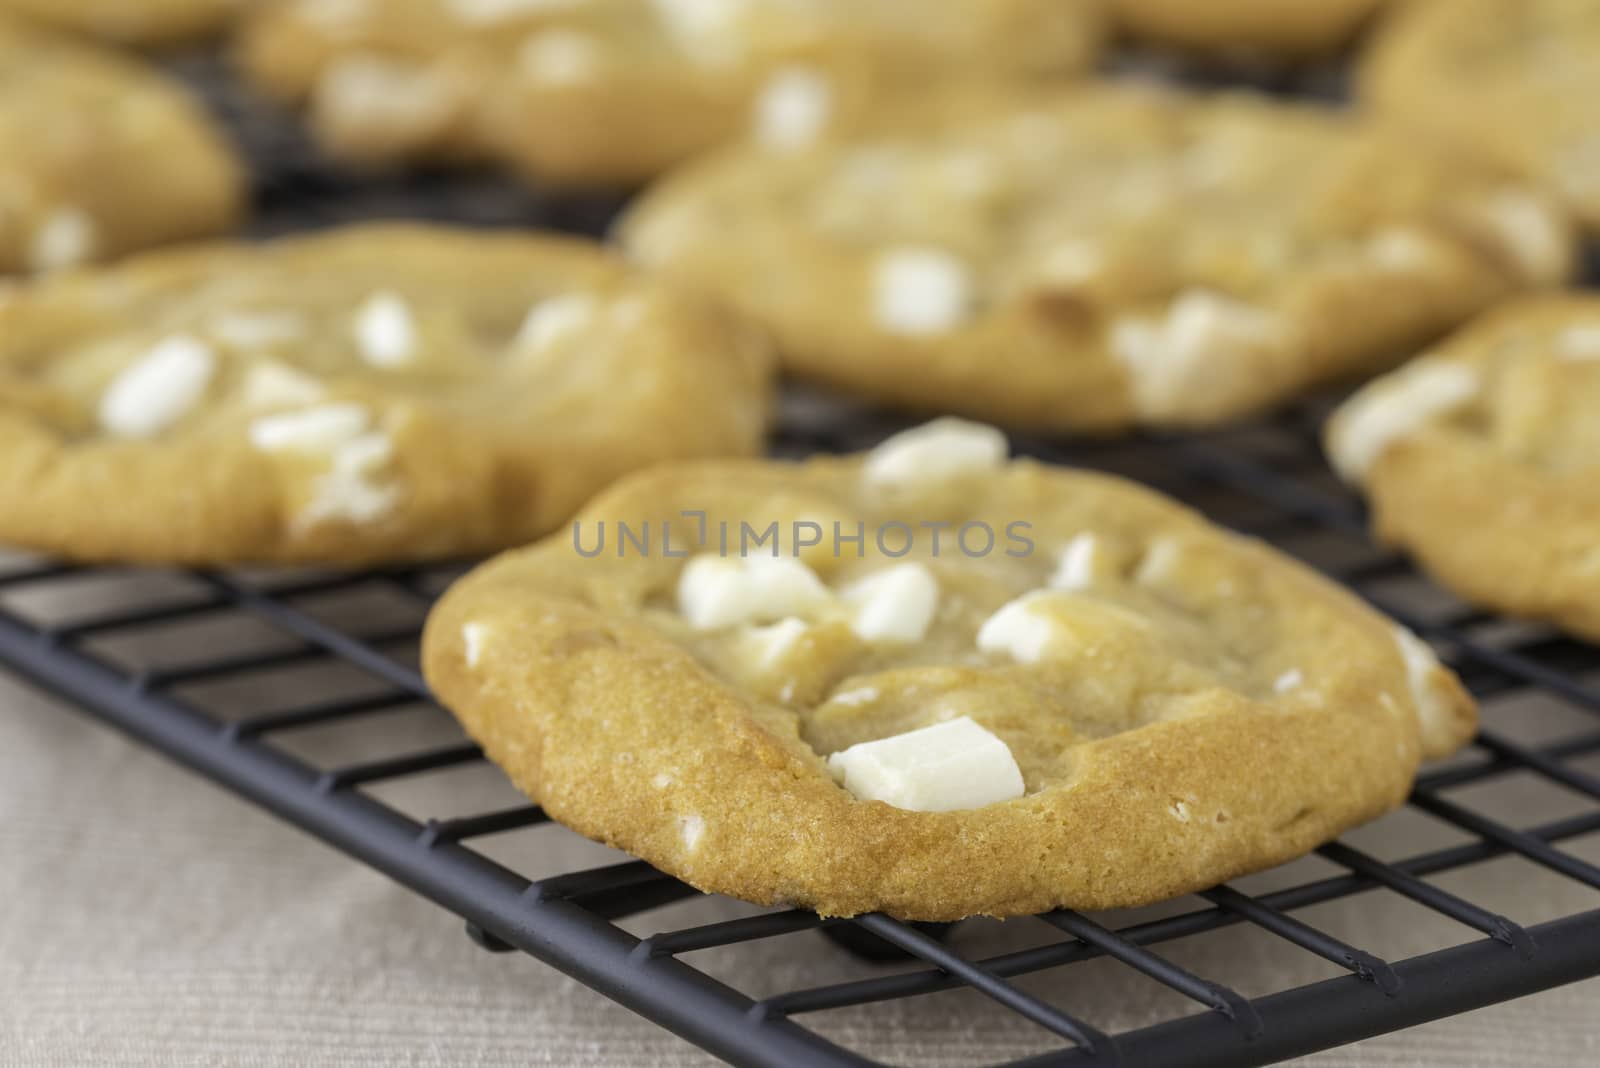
[424,417,1476,920]
[236,0,1107,185]
[1328,294,1600,642]
[619,86,1577,432]
[0,224,774,566]
[1362,0,1600,233]
[0,16,244,274]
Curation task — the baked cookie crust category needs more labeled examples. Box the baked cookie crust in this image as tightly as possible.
[424,420,1475,920]
[0,16,243,274]
[618,86,1577,433]
[0,224,773,566]
[1361,0,1600,233]
[1328,295,1600,643]
[0,0,242,46]
[235,0,1108,186]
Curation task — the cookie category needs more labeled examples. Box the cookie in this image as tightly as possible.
[1362,0,1600,233]
[619,86,1578,433]
[0,0,242,46]
[1327,295,1600,643]
[235,0,1108,186]
[0,16,244,275]
[1112,0,1387,57]
[0,224,773,566]
[423,418,1476,920]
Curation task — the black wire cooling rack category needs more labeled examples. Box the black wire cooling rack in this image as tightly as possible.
[1,51,1599,1068]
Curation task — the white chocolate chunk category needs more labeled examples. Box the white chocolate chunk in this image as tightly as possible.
[354,290,418,368]
[1475,190,1570,286]
[678,813,706,851]
[1133,537,1183,587]
[28,208,97,272]
[843,563,940,643]
[1112,290,1287,418]
[827,717,1025,812]
[1557,324,1600,361]
[240,361,324,409]
[316,57,462,154]
[742,617,809,668]
[1273,668,1304,695]
[830,686,879,707]
[677,554,831,629]
[1048,533,1101,592]
[518,30,602,82]
[300,430,400,527]
[1328,358,1479,483]
[649,0,749,64]
[249,403,371,452]
[863,418,1007,489]
[449,0,584,23]
[1366,227,1442,272]
[514,293,598,352]
[976,592,1064,664]
[872,247,974,336]
[210,311,308,350]
[1393,626,1459,756]
[98,336,217,438]
[753,66,831,151]
[462,621,490,667]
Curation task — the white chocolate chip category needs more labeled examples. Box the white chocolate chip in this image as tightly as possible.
[830,686,878,707]
[210,311,308,350]
[1112,290,1289,419]
[518,30,602,83]
[513,293,598,352]
[1048,534,1101,592]
[462,622,490,667]
[1273,668,1304,695]
[240,361,324,410]
[678,813,706,852]
[1557,324,1600,361]
[872,247,974,336]
[354,291,418,368]
[742,617,809,668]
[1328,358,1479,483]
[449,0,584,23]
[1393,626,1460,757]
[315,57,462,155]
[1133,537,1184,587]
[98,336,217,439]
[649,0,749,65]
[28,208,97,272]
[843,563,940,643]
[249,403,372,452]
[863,418,1007,489]
[1474,190,1570,286]
[976,592,1064,664]
[752,66,832,152]
[827,717,1025,812]
[676,554,831,629]
[301,430,400,527]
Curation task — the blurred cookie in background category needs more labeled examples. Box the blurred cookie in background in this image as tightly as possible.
[0,0,245,47]
[235,0,1109,187]
[0,16,244,275]
[0,224,774,566]
[1362,0,1600,233]
[1112,0,1388,59]
[618,85,1577,434]
[1327,294,1600,643]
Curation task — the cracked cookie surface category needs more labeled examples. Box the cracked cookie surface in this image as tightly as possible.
[619,86,1577,433]
[1362,0,1600,233]
[0,223,773,565]
[1328,294,1600,643]
[0,16,243,274]
[236,0,1106,186]
[424,419,1475,920]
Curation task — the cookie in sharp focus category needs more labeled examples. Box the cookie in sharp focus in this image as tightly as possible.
[0,0,244,46]
[1361,0,1600,233]
[619,85,1578,433]
[234,0,1108,186]
[0,224,774,566]
[0,15,243,275]
[423,417,1476,920]
[1327,295,1600,643]
[1112,0,1389,58]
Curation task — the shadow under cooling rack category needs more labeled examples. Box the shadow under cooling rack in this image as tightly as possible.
[2,405,1599,1068]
